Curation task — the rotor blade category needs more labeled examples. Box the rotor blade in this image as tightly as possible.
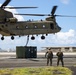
[51,6,57,15]
[55,15,76,17]
[4,6,38,9]
[15,14,51,16]
[1,0,11,8]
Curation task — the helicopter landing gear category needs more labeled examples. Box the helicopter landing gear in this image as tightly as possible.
[1,36,4,40]
[11,36,14,40]
[41,35,45,40]
[46,34,48,36]
[31,36,35,40]
[0,35,46,40]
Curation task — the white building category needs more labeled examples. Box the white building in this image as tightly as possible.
[41,46,76,52]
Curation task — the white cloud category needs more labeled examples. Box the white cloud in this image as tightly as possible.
[60,0,70,4]
[55,29,76,44]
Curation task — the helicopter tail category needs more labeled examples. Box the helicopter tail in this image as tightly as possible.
[46,16,55,21]
[46,6,57,21]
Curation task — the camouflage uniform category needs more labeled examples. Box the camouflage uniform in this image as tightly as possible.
[56,50,64,67]
[45,49,53,66]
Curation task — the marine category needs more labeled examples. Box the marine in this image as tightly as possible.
[56,49,64,67]
[45,49,53,66]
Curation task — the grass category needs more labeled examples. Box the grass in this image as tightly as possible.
[0,66,72,75]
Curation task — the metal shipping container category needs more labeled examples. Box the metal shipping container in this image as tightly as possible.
[16,46,37,58]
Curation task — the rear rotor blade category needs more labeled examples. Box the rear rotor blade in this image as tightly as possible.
[15,13,76,18]
[1,0,11,8]
[51,6,57,15]
[55,15,76,17]
[15,14,51,16]
[4,6,38,9]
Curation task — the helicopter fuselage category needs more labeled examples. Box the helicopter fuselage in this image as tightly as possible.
[0,20,61,36]
[0,4,61,40]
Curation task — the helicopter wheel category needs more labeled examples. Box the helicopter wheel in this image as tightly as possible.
[1,36,4,40]
[46,34,48,36]
[41,35,45,40]
[31,36,35,40]
[11,36,14,40]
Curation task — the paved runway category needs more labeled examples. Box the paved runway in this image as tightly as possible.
[0,52,76,68]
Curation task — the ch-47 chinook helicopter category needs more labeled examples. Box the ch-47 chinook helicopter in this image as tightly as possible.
[0,0,61,41]
[0,0,75,41]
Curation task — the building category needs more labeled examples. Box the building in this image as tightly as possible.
[41,46,76,52]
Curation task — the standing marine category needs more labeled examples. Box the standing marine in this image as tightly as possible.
[56,49,64,67]
[45,48,53,66]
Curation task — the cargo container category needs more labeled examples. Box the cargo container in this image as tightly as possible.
[16,46,37,58]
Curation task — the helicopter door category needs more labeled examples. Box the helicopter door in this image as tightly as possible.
[50,23,54,30]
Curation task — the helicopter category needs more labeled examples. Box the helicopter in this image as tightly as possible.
[0,0,62,40]
[0,0,75,41]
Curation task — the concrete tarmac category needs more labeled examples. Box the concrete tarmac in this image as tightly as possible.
[0,52,76,68]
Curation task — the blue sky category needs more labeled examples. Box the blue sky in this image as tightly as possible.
[0,0,76,50]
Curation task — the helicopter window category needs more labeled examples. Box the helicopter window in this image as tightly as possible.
[34,25,37,28]
[16,26,19,29]
[50,23,54,30]
[43,25,45,28]
[25,25,28,28]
